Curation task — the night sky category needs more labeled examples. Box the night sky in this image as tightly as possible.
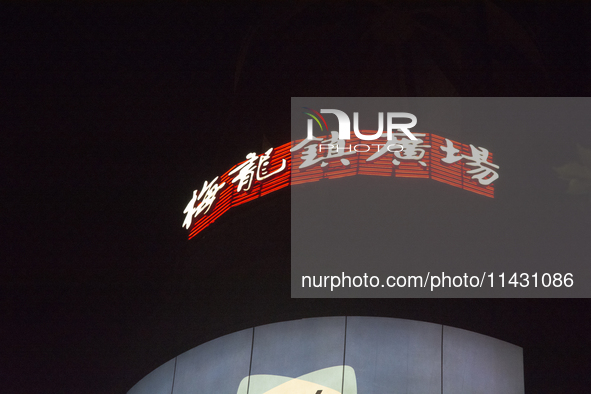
[2,3,591,394]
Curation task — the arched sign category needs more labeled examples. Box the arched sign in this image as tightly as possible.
[183,132,498,239]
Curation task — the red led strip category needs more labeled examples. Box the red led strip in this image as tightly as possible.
[188,134,495,239]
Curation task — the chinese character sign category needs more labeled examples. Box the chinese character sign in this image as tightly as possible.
[184,133,497,239]
[185,145,291,239]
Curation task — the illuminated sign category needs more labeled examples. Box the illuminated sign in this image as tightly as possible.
[127,317,524,394]
[183,133,498,239]
[237,366,356,394]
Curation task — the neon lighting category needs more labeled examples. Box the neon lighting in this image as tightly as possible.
[185,133,497,239]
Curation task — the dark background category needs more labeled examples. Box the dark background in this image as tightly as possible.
[1,2,590,393]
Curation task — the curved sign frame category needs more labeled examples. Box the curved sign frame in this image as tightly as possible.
[183,133,497,239]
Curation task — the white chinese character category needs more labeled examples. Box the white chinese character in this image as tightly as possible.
[291,131,356,169]
[256,148,287,180]
[367,132,430,167]
[229,153,258,192]
[440,139,499,185]
[440,138,462,163]
[229,148,287,192]
[462,144,499,185]
[182,176,225,229]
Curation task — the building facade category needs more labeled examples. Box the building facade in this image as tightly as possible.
[128,316,524,394]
